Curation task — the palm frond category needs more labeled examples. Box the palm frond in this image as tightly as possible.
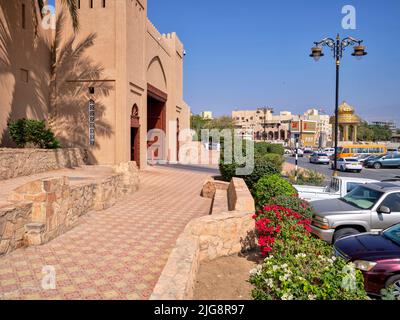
[60,0,79,32]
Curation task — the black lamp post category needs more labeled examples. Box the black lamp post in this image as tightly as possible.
[310,34,367,176]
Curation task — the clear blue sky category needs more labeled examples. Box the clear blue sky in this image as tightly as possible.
[51,0,400,125]
[147,0,400,125]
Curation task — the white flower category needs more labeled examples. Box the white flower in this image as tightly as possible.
[272,265,279,271]
[279,273,291,282]
[281,293,294,300]
[308,294,317,300]
[250,265,262,276]
[264,278,274,288]
[295,253,307,259]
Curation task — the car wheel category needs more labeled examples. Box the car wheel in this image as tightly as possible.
[374,162,382,169]
[385,275,400,299]
[333,228,361,243]
[356,170,362,173]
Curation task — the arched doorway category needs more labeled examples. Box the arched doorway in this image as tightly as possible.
[280,130,286,141]
[268,131,274,141]
[131,104,140,166]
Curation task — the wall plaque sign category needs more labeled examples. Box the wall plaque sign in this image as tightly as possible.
[89,99,95,146]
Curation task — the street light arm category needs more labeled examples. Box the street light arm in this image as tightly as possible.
[341,37,363,48]
[314,38,336,48]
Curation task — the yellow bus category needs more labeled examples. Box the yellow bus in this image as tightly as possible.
[337,144,387,158]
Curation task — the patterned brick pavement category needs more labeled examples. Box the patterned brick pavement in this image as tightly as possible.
[0,166,211,300]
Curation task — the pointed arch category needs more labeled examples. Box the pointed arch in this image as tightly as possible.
[147,56,167,92]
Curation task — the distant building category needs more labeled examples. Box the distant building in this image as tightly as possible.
[200,111,213,120]
[391,134,400,143]
[289,118,318,148]
[232,108,291,143]
[288,109,332,148]
[371,120,397,133]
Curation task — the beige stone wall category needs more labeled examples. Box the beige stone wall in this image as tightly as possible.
[0,202,32,256]
[52,0,190,168]
[0,148,85,181]
[151,178,256,300]
[0,161,139,256]
[0,1,52,147]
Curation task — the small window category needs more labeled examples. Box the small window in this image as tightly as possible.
[20,69,29,83]
[78,0,81,9]
[90,0,93,8]
[103,0,106,8]
[22,3,26,29]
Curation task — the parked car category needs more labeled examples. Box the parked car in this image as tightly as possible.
[334,223,400,298]
[304,147,314,154]
[323,148,336,156]
[284,148,293,155]
[364,154,386,168]
[356,154,372,164]
[295,176,378,202]
[291,148,304,157]
[310,181,400,244]
[365,153,400,169]
[309,153,330,164]
[331,157,363,173]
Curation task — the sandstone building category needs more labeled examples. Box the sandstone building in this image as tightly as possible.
[0,0,190,168]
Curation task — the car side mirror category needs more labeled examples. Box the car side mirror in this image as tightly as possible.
[377,205,391,214]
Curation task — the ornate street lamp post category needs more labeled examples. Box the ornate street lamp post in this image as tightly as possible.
[310,34,367,176]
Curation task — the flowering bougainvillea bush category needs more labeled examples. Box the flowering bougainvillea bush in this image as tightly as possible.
[268,194,315,220]
[253,205,312,256]
[251,204,368,300]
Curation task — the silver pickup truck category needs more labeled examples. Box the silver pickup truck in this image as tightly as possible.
[295,176,378,202]
[311,181,400,244]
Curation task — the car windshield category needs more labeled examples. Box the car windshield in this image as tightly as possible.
[383,224,400,246]
[318,153,328,157]
[345,159,358,162]
[341,186,384,210]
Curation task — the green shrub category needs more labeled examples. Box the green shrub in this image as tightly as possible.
[255,142,284,156]
[288,169,325,186]
[254,174,297,207]
[8,119,60,149]
[219,152,283,192]
[250,244,368,300]
[268,195,314,219]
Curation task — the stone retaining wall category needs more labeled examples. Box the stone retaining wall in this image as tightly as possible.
[0,202,33,255]
[150,178,255,300]
[0,148,86,181]
[0,162,139,255]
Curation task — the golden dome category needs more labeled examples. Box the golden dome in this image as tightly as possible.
[338,102,354,115]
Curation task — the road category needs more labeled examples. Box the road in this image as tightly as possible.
[285,155,400,182]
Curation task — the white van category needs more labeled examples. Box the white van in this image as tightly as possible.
[323,148,335,155]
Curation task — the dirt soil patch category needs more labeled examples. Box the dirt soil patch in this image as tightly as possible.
[194,252,263,300]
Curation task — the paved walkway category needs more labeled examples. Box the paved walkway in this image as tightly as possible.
[0,167,211,300]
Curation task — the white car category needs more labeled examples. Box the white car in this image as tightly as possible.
[332,157,363,173]
[310,152,330,164]
[324,148,335,156]
[291,149,304,157]
[295,176,378,202]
